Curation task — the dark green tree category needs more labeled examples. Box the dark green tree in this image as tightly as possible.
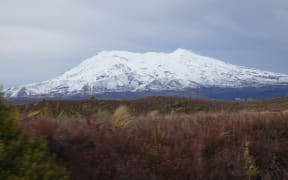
[0,94,68,180]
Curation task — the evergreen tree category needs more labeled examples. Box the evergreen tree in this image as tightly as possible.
[0,94,68,180]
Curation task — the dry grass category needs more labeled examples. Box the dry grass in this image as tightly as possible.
[15,96,288,118]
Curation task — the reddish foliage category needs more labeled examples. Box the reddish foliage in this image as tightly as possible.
[21,112,288,180]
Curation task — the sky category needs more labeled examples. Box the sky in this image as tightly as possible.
[1,0,288,88]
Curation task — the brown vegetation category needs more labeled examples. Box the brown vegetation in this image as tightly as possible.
[18,97,288,180]
[15,96,288,117]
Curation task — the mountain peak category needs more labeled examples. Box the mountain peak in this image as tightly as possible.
[173,48,192,54]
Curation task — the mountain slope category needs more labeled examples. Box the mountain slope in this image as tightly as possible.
[5,49,288,98]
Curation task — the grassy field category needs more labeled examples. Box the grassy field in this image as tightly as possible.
[15,96,288,117]
[8,97,288,179]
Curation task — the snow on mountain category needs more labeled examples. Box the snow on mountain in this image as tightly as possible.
[5,49,288,98]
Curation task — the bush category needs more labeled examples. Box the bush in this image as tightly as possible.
[43,112,288,180]
[0,95,68,180]
[15,98,288,179]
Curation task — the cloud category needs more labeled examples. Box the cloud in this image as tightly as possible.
[0,25,80,55]
[0,0,288,88]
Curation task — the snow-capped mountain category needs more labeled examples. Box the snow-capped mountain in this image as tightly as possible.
[5,49,288,98]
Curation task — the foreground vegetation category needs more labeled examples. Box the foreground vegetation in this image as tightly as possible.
[7,97,287,180]
[0,96,68,179]
[10,98,288,180]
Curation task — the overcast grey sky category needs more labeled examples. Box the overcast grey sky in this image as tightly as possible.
[1,0,288,88]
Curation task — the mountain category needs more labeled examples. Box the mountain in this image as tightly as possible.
[5,49,288,100]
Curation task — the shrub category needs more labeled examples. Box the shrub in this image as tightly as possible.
[16,98,288,180]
